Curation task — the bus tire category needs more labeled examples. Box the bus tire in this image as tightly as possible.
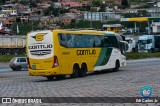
[70,65,79,78]
[55,75,66,80]
[47,76,54,81]
[113,60,120,72]
[79,64,87,77]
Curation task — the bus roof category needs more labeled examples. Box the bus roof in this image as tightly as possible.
[53,29,105,35]
[28,29,120,37]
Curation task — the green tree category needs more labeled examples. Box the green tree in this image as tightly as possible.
[12,22,39,35]
[30,2,37,7]
[123,13,137,18]
[20,1,28,5]
[136,10,151,17]
[98,4,106,12]
[59,8,69,14]
[121,0,129,9]
[92,0,102,6]
[0,0,5,4]
[44,6,69,16]
[79,6,90,11]
[70,19,76,28]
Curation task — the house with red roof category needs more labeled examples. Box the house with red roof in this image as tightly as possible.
[61,2,83,8]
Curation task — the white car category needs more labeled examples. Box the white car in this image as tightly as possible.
[9,57,28,71]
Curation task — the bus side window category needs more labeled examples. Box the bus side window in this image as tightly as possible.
[109,36,119,48]
[93,36,101,47]
[79,35,86,48]
[67,34,79,48]
[58,34,68,48]
[86,35,94,47]
[103,37,111,47]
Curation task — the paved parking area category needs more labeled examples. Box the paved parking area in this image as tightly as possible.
[0,58,160,106]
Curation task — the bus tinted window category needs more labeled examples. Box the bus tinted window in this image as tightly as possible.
[102,37,110,47]
[102,36,119,48]
[108,36,119,48]
[58,34,68,47]
[58,33,119,49]
[67,34,79,48]
[94,36,102,47]
[78,35,86,48]
[85,35,94,47]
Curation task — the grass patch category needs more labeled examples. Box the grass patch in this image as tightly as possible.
[0,55,25,62]
[126,52,160,59]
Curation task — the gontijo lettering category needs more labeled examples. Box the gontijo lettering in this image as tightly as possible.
[77,49,96,55]
[28,44,53,50]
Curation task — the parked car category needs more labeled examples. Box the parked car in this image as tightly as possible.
[9,57,28,71]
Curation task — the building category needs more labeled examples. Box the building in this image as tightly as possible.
[60,13,77,23]
[83,12,123,21]
[126,8,160,17]
[61,2,83,8]
[1,4,18,16]
[37,2,51,9]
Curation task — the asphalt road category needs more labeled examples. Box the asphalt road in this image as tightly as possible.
[0,63,12,73]
[0,58,160,105]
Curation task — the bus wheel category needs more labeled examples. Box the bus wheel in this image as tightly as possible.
[55,75,66,80]
[47,76,54,81]
[79,64,87,77]
[113,60,120,72]
[70,65,79,78]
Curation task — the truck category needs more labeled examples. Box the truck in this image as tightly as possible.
[152,22,160,33]
[125,37,136,52]
[0,36,26,55]
[138,35,160,53]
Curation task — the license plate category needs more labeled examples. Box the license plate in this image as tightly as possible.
[32,65,36,70]
[39,72,44,75]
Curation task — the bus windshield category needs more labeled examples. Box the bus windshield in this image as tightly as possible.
[138,39,152,44]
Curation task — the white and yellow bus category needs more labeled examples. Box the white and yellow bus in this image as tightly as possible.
[26,29,127,80]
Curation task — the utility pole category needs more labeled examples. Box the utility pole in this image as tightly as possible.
[157,0,159,17]
[90,12,92,28]
[89,3,92,28]
[32,21,33,31]
[155,0,159,17]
